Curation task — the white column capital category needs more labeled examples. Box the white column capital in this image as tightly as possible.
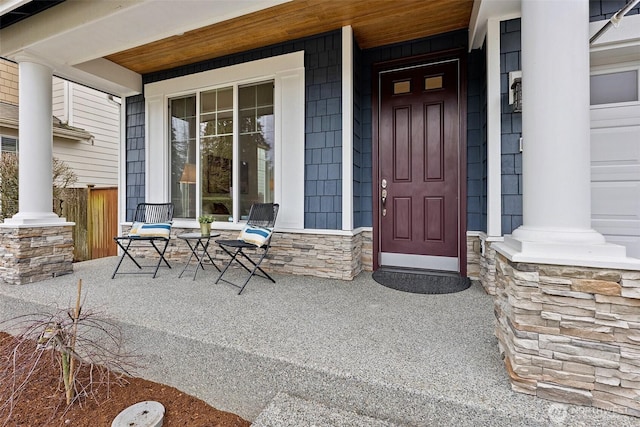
[12,50,57,70]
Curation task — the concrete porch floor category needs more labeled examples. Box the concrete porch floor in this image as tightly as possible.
[0,257,638,426]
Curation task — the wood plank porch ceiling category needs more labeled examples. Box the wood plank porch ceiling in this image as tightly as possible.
[105,0,473,75]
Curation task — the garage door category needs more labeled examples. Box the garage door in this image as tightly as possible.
[590,67,640,258]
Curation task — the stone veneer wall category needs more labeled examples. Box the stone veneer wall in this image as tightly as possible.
[480,240,498,296]
[124,227,373,281]
[467,234,482,281]
[0,225,74,285]
[494,252,640,417]
[467,234,498,295]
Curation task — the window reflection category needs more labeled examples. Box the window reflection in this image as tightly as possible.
[169,81,274,222]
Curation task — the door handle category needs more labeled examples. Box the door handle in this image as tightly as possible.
[381,179,388,216]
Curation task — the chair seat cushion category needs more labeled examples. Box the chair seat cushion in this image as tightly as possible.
[128,222,172,239]
[216,239,258,249]
[237,225,273,247]
[128,221,144,236]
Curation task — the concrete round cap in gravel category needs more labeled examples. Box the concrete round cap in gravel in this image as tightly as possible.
[111,401,165,427]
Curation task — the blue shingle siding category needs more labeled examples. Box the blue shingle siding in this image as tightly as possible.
[500,19,522,234]
[358,30,470,229]
[139,31,343,230]
[352,37,366,228]
[304,31,343,229]
[590,0,640,21]
[125,95,145,221]
[467,48,487,232]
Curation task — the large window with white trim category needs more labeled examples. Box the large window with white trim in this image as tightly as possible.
[169,81,274,222]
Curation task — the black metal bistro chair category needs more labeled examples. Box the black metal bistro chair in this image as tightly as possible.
[215,203,279,294]
[112,203,174,279]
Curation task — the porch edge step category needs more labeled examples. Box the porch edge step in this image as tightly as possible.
[252,393,399,427]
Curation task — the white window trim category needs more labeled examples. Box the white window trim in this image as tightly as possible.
[486,17,502,238]
[144,51,305,230]
[342,26,353,231]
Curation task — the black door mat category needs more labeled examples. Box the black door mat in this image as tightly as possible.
[372,268,471,294]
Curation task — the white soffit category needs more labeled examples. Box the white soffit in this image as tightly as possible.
[469,0,521,50]
[0,0,291,95]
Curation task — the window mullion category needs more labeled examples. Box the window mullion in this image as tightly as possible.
[195,91,201,219]
[232,84,240,223]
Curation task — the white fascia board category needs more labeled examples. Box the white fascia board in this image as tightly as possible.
[10,51,141,97]
[72,58,142,96]
[0,1,292,62]
[0,1,146,57]
[468,0,484,50]
[469,0,521,50]
[0,0,290,96]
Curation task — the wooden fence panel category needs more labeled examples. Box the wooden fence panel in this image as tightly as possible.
[88,187,118,259]
[57,188,88,262]
[56,186,117,261]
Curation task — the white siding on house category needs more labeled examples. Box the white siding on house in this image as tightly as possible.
[52,78,67,123]
[52,77,120,187]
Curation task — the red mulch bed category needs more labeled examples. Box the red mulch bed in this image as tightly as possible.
[0,332,250,426]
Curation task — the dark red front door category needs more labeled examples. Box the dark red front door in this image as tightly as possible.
[378,60,460,270]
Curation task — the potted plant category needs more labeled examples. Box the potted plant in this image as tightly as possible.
[198,215,214,237]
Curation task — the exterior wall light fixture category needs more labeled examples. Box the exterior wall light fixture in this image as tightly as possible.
[509,70,522,113]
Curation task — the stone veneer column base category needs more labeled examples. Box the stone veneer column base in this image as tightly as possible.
[494,252,640,417]
[0,225,74,285]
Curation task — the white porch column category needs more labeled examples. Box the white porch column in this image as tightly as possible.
[495,0,632,268]
[5,58,66,225]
